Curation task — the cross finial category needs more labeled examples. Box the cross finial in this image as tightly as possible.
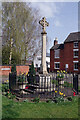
[39,17,49,33]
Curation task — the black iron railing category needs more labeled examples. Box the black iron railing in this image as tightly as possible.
[9,72,79,98]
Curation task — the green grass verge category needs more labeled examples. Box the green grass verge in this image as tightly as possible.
[2,95,79,119]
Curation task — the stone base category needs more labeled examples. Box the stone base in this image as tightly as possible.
[39,66,48,75]
[36,74,54,92]
[43,71,48,75]
[18,84,26,89]
[39,70,48,75]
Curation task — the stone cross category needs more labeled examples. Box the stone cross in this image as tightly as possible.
[39,17,49,74]
[39,17,49,33]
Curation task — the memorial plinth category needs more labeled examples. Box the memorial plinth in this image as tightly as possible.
[37,74,55,92]
[38,17,53,92]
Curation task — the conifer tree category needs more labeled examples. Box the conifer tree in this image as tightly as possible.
[11,64,16,73]
[27,62,36,84]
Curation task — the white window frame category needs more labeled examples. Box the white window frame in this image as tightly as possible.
[65,64,68,69]
[74,42,78,48]
[73,61,78,71]
[54,62,60,69]
[54,49,60,58]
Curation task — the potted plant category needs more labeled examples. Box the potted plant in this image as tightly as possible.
[57,70,66,88]
[17,73,26,89]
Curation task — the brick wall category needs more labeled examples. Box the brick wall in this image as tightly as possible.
[0,65,29,76]
[64,42,73,72]
[50,41,80,73]
[60,49,64,70]
[0,66,11,76]
[79,42,80,73]
[50,49,54,72]
[16,66,29,75]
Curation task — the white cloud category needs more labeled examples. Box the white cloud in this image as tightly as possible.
[31,2,59,18]
[54,20,62,27]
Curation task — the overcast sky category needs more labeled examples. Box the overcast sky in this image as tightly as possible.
[31,2,78,53]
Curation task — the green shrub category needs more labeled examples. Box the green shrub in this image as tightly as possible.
[2,83,9,92]
[23,99,29,102]
[32,97,40,103]
[67,97,72,101]
[27,62,36,84]
[11,64,16,73]
[46,99,52,103]
[78,89,80,92]
[6,91,16,99]
[52,80,58,85]
[17,74,25,82]
[54,96,64,103]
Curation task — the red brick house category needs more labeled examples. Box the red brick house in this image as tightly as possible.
[50,32,80,73]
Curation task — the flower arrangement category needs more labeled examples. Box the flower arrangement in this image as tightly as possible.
[55,90,65,97]
[54,90,65,103]
[6,90,16,99]
[2,83,9,92]
[4,80,9,83]
[26,72,28,76]
[57,70,67,79]
[25,86,29,89]
[17,73,26,82]
[73,92,76,96]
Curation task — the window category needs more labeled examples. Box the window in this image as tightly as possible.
[55,50,60,58]
[54,62,60,69]
[37,57,41,60]
[74,42,78,48]
[65,64,68,69]
[74,63,78,70]
[73,51,78,58]
[73,61,78,71]
[36,64,38,67]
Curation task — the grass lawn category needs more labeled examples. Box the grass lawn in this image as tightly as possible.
[2,95,79,119]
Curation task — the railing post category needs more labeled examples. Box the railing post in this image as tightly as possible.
[73,73,78,95]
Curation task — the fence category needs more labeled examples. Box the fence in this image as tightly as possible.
[9,72,79,99]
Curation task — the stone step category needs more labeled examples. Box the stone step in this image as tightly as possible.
[36,87,55,92]
[28,84,39,88]
[23,89,35,93]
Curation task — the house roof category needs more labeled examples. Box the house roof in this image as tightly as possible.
[50,44,64,50]
[50,32,80,50]
[64,32,80,43]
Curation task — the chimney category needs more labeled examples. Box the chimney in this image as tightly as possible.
[54,37,58,46]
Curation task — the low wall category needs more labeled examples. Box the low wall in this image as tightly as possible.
[16,66,29,75]
[0,65,29,76]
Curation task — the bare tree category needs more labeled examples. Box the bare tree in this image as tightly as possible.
[2,2,42,65]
